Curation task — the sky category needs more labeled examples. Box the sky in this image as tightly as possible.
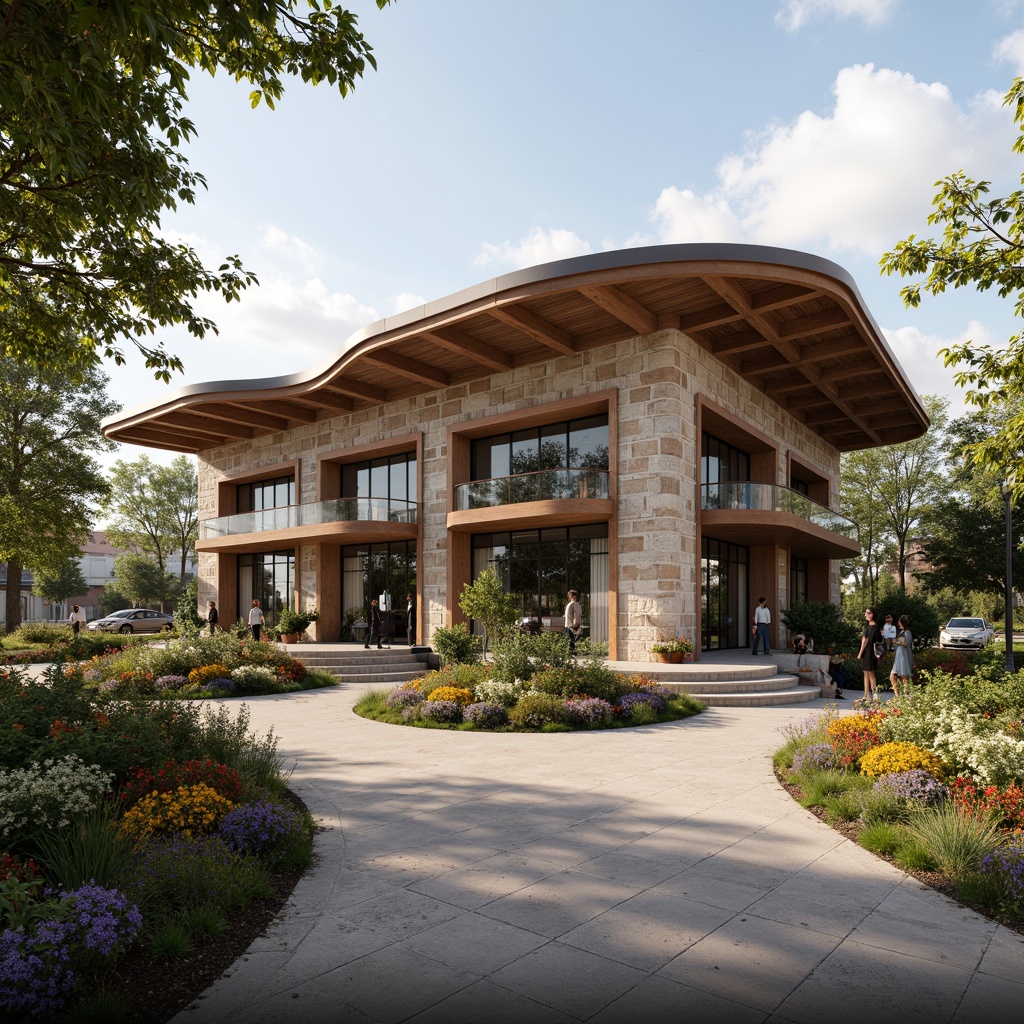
[102,0,1024,472]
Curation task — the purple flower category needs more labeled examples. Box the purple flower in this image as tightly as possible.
[463,702,508,729]
[385,685,424,709]
[59,883,142,958]
[564,697,615,726]
[792,743,839,773]
[872,770,946,805]
[419,700,464,724]
[618,692,667,716]
[154,674,189,691]
[981,840,1024,901]
[0,924,76,1017]
[219,801,302,857]
[204,677,235,694]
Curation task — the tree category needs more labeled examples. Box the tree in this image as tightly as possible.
[110,554,174,609]
[102,455,199,594]
[840,395,948,594]
[0,358,116,632]
[880,77,1024,490]
[0,1,389,380]
[32,557,88,616]
[459,568,519,659]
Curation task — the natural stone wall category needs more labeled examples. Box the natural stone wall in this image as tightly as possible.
[196,326,841,659]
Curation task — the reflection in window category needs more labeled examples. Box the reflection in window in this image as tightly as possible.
[471,416,609,480]
[701,537,749,650]
[790,556,808,605]
[237,551,295,628]
[341,541,416,641]
[237,475,295,514]
[341,453,417,505]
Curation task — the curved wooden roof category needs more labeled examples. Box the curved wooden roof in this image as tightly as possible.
[102,244,929,453]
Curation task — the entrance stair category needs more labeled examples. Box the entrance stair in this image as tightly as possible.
[282,643,428,687]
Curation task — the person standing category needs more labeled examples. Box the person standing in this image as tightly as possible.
[882,613,897,652]
[563,589,582,655]
[406,593,415,647]
[365,598,383,650]
[858,606,884,701]
[890,614,914,698]
[248,599,264,642]
[69,604,86,636]
[751,597,772,655]
[207,600,219,636]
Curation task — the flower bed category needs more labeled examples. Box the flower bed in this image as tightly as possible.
[775,665,1024,931]
[0,662,316,1020]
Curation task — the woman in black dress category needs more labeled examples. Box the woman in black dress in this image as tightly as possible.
[858,606,884,702]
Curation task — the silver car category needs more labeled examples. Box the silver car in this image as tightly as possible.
[938,617,994,650]
[86,608,175,634]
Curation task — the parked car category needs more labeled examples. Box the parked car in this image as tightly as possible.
[938,617,995,650]
[86,608,175,634]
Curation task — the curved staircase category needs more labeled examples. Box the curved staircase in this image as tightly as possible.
[283,644,428,688]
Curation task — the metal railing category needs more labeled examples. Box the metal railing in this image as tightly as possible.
[199,497,418,539]
[454,468,610,511]
[701,482,858,540]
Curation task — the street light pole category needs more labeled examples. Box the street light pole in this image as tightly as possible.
[1002,482,1015,673]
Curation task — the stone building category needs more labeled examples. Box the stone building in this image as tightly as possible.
[103,245,928,659]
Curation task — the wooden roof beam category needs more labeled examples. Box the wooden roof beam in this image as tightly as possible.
[785,392,834,410]
[323,379,389,403]
[710,329,768,356]
[777,308,853,340]
[739,350,791,375]
[124,424,215,449]
[750,282,821,312]
[421,326,514,371]
[578,284,658,335]
[301,391,353,413]
[488,305,576,355]
[228,399,316,423]
[363,349,450,388]
[798,335,867,363]
[678,301,745,333]
[164,412,253,439]
[190,403,289,433]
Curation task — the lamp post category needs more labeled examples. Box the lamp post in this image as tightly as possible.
[1002,481,1015,673]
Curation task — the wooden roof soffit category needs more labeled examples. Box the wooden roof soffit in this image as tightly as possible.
[192,403,290,433]
[487,305,576,355]
[420,326,514,371]
[578,284,658,335]
[323,379,389,403]
[300,391,354,413]
[362,349,450,388]
[233,398,316,424]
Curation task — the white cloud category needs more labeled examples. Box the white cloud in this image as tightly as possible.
[775,0,898,31]
[882,319,999,417]
[259,226,323,275]
[648,64,1012,257]
[994,29,1024,73]
[474,227,592,270]
[389,292,427,315]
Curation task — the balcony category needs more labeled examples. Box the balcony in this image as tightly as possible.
[197,498,418,552]
[449,468,613,532]
[700,482,860,558]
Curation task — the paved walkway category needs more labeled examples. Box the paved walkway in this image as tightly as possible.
[166,681,1023,1023]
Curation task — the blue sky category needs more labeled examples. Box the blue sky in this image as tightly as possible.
[108,0,1024,466]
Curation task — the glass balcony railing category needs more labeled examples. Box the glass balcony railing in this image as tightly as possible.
[199,498,417,539]
[455,468,610,511]
[701,482,858,541]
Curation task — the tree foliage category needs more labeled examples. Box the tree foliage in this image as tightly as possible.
[32,557,88,607]
[110,553,175,609]
[0,357,117,631]
[102,455,198,585]
[880,76,1024,491]
[458,568,519,659]
[0,0,389,379]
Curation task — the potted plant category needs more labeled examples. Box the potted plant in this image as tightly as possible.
[276,608,319,644]
[650,642,673,663]
[672,636,695,662]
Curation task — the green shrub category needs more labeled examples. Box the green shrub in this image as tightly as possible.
[859,789,909,826]
[179,904,227,941]
[799,769,864,807]
[147,920,192,961]
[508,693,569,729]
[531,663,626,702]
[894,840,939,872]
[33,802,134,889]
[431,623,480,665]
[779,600,860,656]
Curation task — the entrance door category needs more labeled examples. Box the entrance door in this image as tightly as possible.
[701,537,749,650]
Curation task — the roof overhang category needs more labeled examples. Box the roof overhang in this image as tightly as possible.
[103,244,929,454]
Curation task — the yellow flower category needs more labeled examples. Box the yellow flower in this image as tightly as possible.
[859,742,947,780]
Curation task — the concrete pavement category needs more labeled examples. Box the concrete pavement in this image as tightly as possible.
[168,680,1024,1023]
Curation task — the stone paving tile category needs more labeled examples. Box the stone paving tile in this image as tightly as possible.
[589,973,769,1024]
[476,869,643,937]
[407,851,567,910]
[975,923,1024,983]
[489,941,647,1018]
[399,910,549,974]
[402,980,581,1023]
[319,944,478,1024]
[651,864,775,912]
[558,889,734,971]
[846,878,998,971]
[343,838,501,886]
[951,970,1024,1023]
[574,846,694,888]
[773,939,974,1024]
[657,913,841,1010]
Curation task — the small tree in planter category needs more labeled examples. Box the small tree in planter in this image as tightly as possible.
[458,568,518,659]
[275,608,319,642]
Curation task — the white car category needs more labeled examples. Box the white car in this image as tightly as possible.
[938,617,995,651]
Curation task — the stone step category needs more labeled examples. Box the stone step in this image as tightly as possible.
[686,685,822,707]
[658,672,803,695]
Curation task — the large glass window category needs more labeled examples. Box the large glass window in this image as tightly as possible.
[701,537,749,650]
[471,416,608,480]
[237,475,295,514]
[238,551,295,628]
[790,556,808,605]
[701,433,750,488]
[470,524,609,643]
[341,541,416,641]
[341,453,417,504]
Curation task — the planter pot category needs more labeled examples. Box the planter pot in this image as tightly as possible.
[668,652,683,663]
[653,652,671,663]
[681,651,695,662]
[279,633,299,644]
